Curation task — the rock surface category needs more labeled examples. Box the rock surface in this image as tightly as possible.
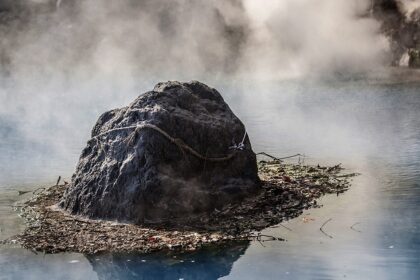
[373,0,420,66]
[60,81,260,224]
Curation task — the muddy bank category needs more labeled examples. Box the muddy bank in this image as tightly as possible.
[2,160,356,254]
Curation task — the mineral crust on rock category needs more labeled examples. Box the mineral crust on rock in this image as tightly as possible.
[60,81,260,224]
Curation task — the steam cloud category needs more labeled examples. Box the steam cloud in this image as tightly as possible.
[398,0,420,18]
[0,0,391,185]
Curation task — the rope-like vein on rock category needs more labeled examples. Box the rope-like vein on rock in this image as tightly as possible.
[92,123,237,162]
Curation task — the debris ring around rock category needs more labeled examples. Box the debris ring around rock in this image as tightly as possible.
[1,160,357,254]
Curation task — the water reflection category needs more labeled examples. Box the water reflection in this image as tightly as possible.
[0,247,97,280]
[87,242,249,280]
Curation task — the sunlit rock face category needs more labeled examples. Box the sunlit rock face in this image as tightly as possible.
[60,81,260,224]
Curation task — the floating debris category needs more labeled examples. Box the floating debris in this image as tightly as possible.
[350,222,362,233]
[18,191,31,196]
[1,160,357,254]
[320,218,333,239]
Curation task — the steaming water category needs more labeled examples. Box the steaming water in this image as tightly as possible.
[1,81,420,279]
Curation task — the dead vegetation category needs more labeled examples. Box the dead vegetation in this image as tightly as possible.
[1,160,357,254]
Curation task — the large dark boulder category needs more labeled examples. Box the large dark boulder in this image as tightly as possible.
[60,81,260,224]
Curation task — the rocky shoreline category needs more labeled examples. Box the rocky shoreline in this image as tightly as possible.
[1,160,356,254]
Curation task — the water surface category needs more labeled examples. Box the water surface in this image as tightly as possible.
[1,81,419,279]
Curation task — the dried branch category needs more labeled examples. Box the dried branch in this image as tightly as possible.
[256,152,303,161]
[18,191,31,196]
[270,223,292,231]
[56,176,61,186]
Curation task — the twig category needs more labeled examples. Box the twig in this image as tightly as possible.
[270,223,292,231]
[278,223,292,231]
[56,176,61,186]
[257,239,266,247]
[256,152,303,161]
[29,249,38,255]
[18,191,31,196]
[249,233,285,242]
[33,187,46,195]
[336,173,360,178]
[254,233,265,247]
[7,205,24,208]
[278,153,303,160]
[256,233,266,247]
[255,152,281,161]
[259,234,277,241]
[320,218,333,239]
[327,164,342,172]
[350,222,361,233]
